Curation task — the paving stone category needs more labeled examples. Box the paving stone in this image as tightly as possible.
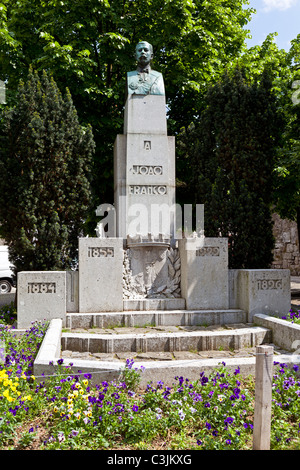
[198,350,233,359]
[172,351,201,360]
[135,352,174,361]
[224,323,248,329]
[115,352,139,360]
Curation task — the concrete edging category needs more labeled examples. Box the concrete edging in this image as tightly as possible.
[33,317,300,387]
[33,318,63,379]
[254,313,300,353]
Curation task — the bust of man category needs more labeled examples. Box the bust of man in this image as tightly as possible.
[127,41,165,96]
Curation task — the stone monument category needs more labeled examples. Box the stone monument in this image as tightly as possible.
[115,40,179,301]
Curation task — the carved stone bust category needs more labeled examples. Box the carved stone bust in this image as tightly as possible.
[127,41,165,96]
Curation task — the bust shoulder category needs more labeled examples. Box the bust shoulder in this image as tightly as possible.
[127,69,165,96]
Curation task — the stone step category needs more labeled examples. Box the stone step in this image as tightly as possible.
[61,325,271,354]
[66,309,247,329]
[123,298,186,311]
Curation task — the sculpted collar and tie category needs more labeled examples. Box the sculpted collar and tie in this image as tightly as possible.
[137,65,150,74]
[127,66,165,95]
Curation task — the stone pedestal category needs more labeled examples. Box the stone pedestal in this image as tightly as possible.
[179,237,229,310]
[229,269,291,322]
[78,238,123,312]
[17,271,66,328]
[66,271,79,313]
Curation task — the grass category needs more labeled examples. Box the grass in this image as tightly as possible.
[1,304,300,450]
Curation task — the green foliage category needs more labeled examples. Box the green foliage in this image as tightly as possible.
[273,43,300,243]
[0,69,95,274]
[0,302,17,325]
[179,67,284,268]
[119,358,144,392]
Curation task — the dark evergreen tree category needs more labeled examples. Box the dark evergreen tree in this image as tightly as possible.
[0,69,95,276]
[179,68,283,268]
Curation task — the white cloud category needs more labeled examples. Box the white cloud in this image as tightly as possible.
[262,0,298,11]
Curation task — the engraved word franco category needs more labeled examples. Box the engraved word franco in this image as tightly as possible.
[129,185,167,195]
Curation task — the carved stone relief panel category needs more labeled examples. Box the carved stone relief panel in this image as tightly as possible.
[123,245,181,299]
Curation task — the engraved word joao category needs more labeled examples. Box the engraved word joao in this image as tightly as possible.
[88,247,114,258]
[28,282,56,294]
[131,165,163,176]
[257,279,283,290]
[196,247,220,257]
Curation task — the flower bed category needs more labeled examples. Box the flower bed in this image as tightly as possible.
[0,320,300,450]
[282,309,300,325]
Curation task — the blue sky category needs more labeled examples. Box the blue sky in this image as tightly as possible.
[245,0,300,51]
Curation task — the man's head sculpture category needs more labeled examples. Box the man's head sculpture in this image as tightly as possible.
[127,41,165,96]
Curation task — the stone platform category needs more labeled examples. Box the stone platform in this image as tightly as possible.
[61,322,271,355]
[61,343,289,363]
[59,309,272,373]
[33,313,300,388]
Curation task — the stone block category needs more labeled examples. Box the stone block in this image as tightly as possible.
[17,271,66,329]
[114,93,176,241]
[179,237,229,310]
[233,269,291,322]
[66,271,79,313]
[254,314,300,352]
[78,238,124,313]
[125,133,175,237]
[228,269,239,309]
[123,94,167,135]
[114,133,176,239]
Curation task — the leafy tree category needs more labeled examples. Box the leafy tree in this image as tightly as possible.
[179,67,284,268]
[273,35,300,246]
[0,69,95,276]
[0,0,254,220]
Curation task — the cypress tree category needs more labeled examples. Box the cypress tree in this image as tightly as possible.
[0,69,95,276]
[187,68,283,268]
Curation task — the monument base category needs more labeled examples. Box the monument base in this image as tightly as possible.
[179,237,229,310]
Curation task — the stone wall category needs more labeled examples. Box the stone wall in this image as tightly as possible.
[272,213,300,275]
